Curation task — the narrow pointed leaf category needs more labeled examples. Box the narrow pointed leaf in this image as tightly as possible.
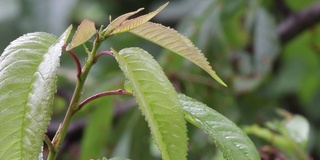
[178,94,260,160]
[113,47,188,160]
[66,19,96,51]
[103,8,144,35]
[111,2,168,35]
[0,26,72,159]
[130,22,227,86]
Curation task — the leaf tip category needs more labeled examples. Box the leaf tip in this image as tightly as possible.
[164,2,169,7]
[212,73,227,87]
[66,19,96,51]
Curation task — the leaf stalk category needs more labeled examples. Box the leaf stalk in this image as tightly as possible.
[62,45,82,78]
[78,89,132,111]
[44,134,54,153]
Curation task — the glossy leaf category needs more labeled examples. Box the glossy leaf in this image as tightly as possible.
[0,26,72,159]
[110,2,168,35]
[130,22,227,86]
[66,19,96,51]
[113,47,188,160]
[178,94,260,160]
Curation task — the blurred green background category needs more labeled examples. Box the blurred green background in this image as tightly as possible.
[1,0,320,159]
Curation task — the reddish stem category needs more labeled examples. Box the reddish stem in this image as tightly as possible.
[62,45,82,78]
[94,50,114,63]
[78,89,132,110]
[44,134,54,152]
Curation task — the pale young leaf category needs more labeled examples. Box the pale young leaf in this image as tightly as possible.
[66,19,96,51]
[110,2,168,35]
[130,22,227,86]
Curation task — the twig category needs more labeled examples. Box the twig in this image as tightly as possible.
[44,134,54,152]
[48,31,102,160]
[78,89,132,110]
[62,45,82,78]
[278,3,320,44]
[94,50,114,63]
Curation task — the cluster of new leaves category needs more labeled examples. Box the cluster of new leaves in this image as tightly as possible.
[0,2,259,160]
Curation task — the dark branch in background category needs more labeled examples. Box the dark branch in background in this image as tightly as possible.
[56,88,73,101]
[239,2,320,74]
[275,0,292,18]
[279,3,320,44]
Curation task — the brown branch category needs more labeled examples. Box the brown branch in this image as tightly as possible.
[279,3,320,44]
[274,0,292,18]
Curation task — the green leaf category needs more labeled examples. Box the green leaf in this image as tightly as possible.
[113,47,188,160]
[110,2,168,35]
[130,22,227,86]
[66,19,96,51]
[124,80,133,94]
[244,124,307,160]
[0,26,72,159]
[178,94,260,160]
[112,128,132,157]
[284,0,316,11]
[112,101,141,158]
[253,8,279,74]
[108,157,131,160]
[80,98,113,160]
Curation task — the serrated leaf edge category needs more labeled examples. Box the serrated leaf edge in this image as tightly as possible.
[110,2,168,35]
[179,94,260,160]
[113,47,188,160]
[130,22,227,86]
